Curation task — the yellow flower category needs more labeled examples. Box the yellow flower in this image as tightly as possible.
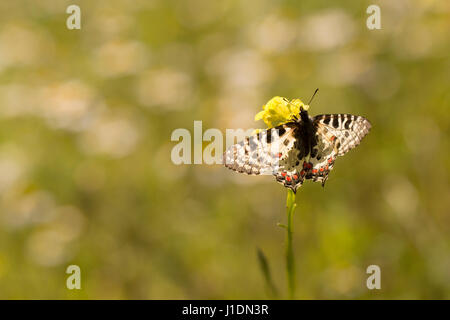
[255,96,309,129]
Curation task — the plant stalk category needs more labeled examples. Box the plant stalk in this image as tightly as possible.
[286,189,297,299]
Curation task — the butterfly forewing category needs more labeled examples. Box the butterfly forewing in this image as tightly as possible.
[223,123,297,176]
[313,114,371,156]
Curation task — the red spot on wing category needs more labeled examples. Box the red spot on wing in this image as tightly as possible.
[312,169,318,174]
[281,172,287,177]
[286,176,291,182]
[320,168,324,172]
[277,153,282,158]
[293,174,298,180]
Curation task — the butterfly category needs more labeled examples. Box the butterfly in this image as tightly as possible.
[223,96,371,193]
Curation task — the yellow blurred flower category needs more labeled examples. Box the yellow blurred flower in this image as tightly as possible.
[255,96,309,129]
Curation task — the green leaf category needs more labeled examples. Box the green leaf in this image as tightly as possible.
[256,248,278,298]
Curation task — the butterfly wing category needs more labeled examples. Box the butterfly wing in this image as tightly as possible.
[307,114,371,185]
[313,114,371,155]
[223,123,291,175]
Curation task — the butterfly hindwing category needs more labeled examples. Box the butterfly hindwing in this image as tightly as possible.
[304,122,339,186]
[274,127,308,192]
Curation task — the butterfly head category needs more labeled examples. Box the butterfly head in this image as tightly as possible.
[282,98,309,122]
[299,106,310,122]
[286,89,318,120]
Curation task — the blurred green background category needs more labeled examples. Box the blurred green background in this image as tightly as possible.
[0,0,448,299]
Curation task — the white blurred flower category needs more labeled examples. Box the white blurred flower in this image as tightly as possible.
[26,229,72,267]
[1,191,56,229]
[0,158,24,194]
[297,9,356,51]
[93,40,149,78]
[37,80,103,131]
[392,24,434,60]
[206,49,272,90]
[89,11,133,40]
[0,84,37,118]
[0,24,54,70]
[79,113,140,158]
[318,51,373,86]
[136,68,193,110]
[215,89,263,128]
[249,14,297,53]
[322,266,363,296]
[25,205,85,267]
[0,145,28,194]
[52,206,86,241]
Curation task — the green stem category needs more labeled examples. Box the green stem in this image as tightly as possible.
[286,189,297,299]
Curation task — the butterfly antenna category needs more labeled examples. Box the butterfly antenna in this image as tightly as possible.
[283,97,298,109]
[308,88,319,105]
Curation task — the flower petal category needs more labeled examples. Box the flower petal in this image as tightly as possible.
[255,96,308,128]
